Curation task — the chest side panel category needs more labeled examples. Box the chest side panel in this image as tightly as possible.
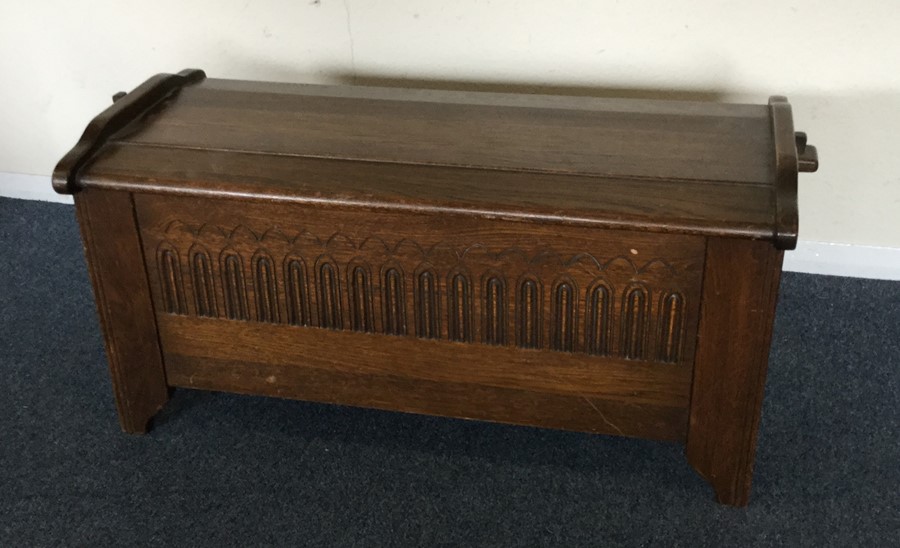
[135,193,706,440]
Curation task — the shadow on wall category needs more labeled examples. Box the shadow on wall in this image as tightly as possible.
[213,54,734,101]
[325,71,731,103]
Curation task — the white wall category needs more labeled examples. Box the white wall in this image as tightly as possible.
[2,1,899,265]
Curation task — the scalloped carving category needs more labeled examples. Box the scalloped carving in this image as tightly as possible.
[149,222,694,364]
[162,221,673,275]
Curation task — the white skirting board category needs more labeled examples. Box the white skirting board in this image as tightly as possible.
[783,241,900,281]
[2,171,898,281]
[1,172,73,204]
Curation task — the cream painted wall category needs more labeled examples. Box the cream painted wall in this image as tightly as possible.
[2,0,898,248]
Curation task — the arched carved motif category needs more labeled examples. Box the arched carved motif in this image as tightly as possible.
[621,285,650,360]
[516,277,542,349]
[415,268,440,339]
[253,251,279,323]
[657,292,685,363]
[382,266,407,336]
[284,256,311,326]
[551,279,577,352]
[189,244,216,318]
[483,274,507,345]
[447,271,473,343]
[316,258,343,330]
[220,249,249,321]
[347,263,375,333]
[585,281,612,356]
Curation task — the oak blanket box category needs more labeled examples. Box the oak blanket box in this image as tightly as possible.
[53,69,818,506]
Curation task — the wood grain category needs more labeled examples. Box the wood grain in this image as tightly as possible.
[128,79,774,184]
[134,194,706,365]
[49,70,818,504]
[686,237,785,506]
[52,69,204,194]
[161,316,690,441]
[769,96,800,249]
[57,72,816,250]
[161,316,691,405]
[83,144,777,241]
[74,189,169,433]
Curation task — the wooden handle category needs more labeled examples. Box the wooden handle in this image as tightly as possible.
[795,132,819,172]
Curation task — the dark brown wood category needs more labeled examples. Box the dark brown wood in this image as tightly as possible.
[161,316,690,441]
[769,96,801,250]
[686,237,785,506]
[52,69,205,194]
[794,132,819,173]
[134,194,702,443]
[125,81,774,184]
[81,144,777,241]
[133,194,706,366]
[60,73,810,250]
[73,189,169,433]
[52,69,819,505]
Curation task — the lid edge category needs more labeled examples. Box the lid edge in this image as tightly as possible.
[52,68,206,195]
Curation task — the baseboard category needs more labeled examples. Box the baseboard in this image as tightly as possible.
[2,171,898,280]
[0,172,72,204]
[783,241,900,281]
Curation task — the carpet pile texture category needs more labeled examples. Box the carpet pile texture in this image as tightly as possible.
[1,197,897,546]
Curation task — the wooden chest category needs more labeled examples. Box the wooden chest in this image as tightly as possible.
[53,69,818,505]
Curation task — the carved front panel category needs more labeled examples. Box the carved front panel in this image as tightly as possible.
[137,195,705,366]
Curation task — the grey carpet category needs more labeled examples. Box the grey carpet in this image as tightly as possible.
[1,196,898,546]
